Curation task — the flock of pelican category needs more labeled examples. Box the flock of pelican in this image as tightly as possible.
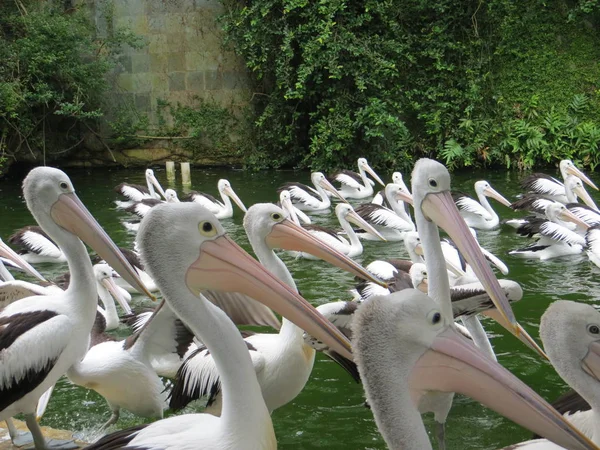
[1,157,600,450]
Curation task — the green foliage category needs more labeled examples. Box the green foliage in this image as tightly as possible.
[220,0,600,171]
[0,0,139,168]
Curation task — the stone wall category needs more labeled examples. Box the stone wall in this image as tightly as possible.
[86,0,250,123]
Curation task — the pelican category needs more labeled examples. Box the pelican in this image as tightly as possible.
[521,159,598,202]
[93,264,133,330]
[8,225,67,264]
[330,157,385,199]
[510,300,600,448]
[167,203,382,414]
[372,171,411,206]
[278,172,347,211]
[453,180,512,230]
[124,189,180,219]
[115,168,167,207]
[586,225,600,269]
[182,179,247,219]
[352,290,599,450]
[278,190,311,224]
[354,183,415,241]
[0,167,153,450]
[85,201,352,450]
[299,203,386,259]
[510,203,590,260]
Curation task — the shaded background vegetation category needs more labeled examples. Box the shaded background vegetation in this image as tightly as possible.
[2,0,600,174]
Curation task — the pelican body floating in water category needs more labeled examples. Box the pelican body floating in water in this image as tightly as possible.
[330,158,385,199]
[278,172,347,212]
[453,180,511,230]
[182,179,247,219]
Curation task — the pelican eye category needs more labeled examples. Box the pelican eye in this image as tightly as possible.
[427,310,442,326]
[199,221,217,237]
[588,324,600,335]
[428,178,438,188]
[59,181,69,190]
[271,212,283,221]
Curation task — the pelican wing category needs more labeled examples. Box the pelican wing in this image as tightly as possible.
[168,336,265,410]
[450,279,522,318]
[453,193,494,221]
[81,424,149,450]
[0,310,72,411]
[182,191,223,213]
[567,203,600,227]
[521,173,565,196]
[202,291,281,330]
[355,204,413,231]
[332,170,364,190]
[9,226,62,259]
[511,195,555,216]
[586,225,600,254]
[539,222,586,246]
[278,182,321,205]
[124,199,162,219]
[114,183,151,202]
[0,281,58,308]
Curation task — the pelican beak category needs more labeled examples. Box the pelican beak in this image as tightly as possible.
[0,239,46,282]
[50,193,156,300]
[421,191,517,332]
[574,184,599,211]
[582,341,600,381]
[567,164,599,191]
[410,325,598,450]
[149,174,167,200]
[417,278,428,293]
[483,186,512,208]
[483,309,549,359]
[560,208,591,230]
[223,185,248,213]
[266,218,387,287]
[319,178,349,203]
[101,276,133,315]
[346,209,387,242]
[445,258,467,278]
[394,189,414,206]
[186,234,353,360]
[364,163,386,187]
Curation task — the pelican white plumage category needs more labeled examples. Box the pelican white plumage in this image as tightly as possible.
[167,203,382,415]
[93,264,132,330]
[8,225,67,264]
[85,201,352,450]
[352,291,599,450]
[507,300,600,448]
[354,183,415,241]
[278,172,347,211]
[182,179,247,219]
[278,190,311,225]
[330,157,385,199]
[453,180,512,230]
[510,203,590,260]
[0,167,153,450]
[115,168,167,208]
[520,159,598,202]
[298,203,385,259]
[586,225,600,269]
[124,189,180,219]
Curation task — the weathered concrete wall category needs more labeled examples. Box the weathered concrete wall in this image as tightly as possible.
[87,0,250,123]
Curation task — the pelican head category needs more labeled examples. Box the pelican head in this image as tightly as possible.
[392,172,411,195]
[541,301,600,402]
[409,263,428,293]
[335,203,386,241]
[145,168,167,199]
[358,158,385,187]
[353,291,600,450]
[165,189,180,203]
[404,232,422,261]
[311,172,347,202]
[244,203,385,286]
[411,159,546,357]
[218,179,247,213]
[560,160,598,190]
[385,183,413,205]
[93,263,132,314]
[546,203,590,229]
[474,180,511,207]
[23,167,154,299]
[137,202,352,359]
[566,175,598,210]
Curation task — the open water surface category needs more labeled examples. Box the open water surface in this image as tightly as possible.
[1,165,599,449]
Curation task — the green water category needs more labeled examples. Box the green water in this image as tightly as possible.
[1,166,598,449]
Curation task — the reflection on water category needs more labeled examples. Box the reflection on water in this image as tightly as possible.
[1,165,598,449]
